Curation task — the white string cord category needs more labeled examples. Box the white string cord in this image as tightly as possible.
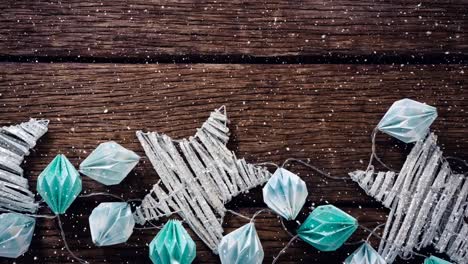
[57,215,88,264]
[282,158,349,180]
[271,235,299,264]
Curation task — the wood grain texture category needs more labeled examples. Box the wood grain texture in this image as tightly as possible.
[0,0,467,59]
[0,63,466,263]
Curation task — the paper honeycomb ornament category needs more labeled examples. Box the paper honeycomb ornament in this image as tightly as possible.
[36,154,82,214]
[263,168,308,220]
[297,205,358,251]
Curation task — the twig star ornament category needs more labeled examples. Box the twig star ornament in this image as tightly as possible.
[350,99,467,264]
[0,118,49,214]
[134,106,272,253]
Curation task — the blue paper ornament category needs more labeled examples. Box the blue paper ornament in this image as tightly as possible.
[36,154,82,214]
[89,202,135,246]
[218,223,264,264]
[149,220,196,264]
[424,256,452,264]
[79,141,140,185]
[297,204,358,251]
[0,213,36,258]
[377,98,437,143]
[262,168,308,220]
[344,242,386,264]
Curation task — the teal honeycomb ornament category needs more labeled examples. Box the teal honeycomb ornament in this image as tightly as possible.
[89,202,135,246]
[149,220,196,264]
[218,223,264,264]
[424,256,452,264]
[0,213,36,258]
[377,98,437,143]
[344,242,386,264]
[79,141,140,185]
[36,154,82,214]
[262,168,308,220]
[297,204,358,251]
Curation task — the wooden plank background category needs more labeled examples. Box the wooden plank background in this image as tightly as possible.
[0,1,467,264]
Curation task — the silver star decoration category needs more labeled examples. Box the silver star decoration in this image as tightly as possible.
[0,118,49,213]
[134,106,271,252]
[350,133,468,264]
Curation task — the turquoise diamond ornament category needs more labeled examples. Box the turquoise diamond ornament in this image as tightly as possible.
[0,213,35,258]
[149,220,196,264]
[89,202,135,246]
[424,256,452,264]
[297,205,358,251]
[79,141,140,185]
[218,223,264,264]
[263,168,307,220]
[377,98,437,143]
[36,154,82,214]
[344,242,386,264]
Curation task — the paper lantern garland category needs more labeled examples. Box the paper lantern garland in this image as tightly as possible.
[0,102,462,264]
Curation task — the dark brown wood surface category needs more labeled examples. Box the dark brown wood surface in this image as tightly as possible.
[1,0,468,263]
[0,0,467,59]
[0,63,466,263]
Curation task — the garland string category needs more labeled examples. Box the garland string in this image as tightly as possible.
[57,215,88,264]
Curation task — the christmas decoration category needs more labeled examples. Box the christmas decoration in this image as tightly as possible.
[79,141,140,185]
[344,242,386,264]
[37,154,82,214]
[149,220,196,264]
[218,223,264,264]
[0,212,35,258]
[89,202,135,246]
[424,256,453,264]
[377,98,437,143]
[297,205,358,251]
[350,99,467,263]
[134,106,271,252]
[0,119,48,214]
[262,168,307,220]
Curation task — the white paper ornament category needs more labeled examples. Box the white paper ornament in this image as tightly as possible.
[218,223,264,264]
[344,243,386,264]
[89,202,135,246]
[262,168,307,220]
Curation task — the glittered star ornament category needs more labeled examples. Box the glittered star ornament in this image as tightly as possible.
[134,106,271,252]
[36,154,82,214]
[0,118,49,214]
